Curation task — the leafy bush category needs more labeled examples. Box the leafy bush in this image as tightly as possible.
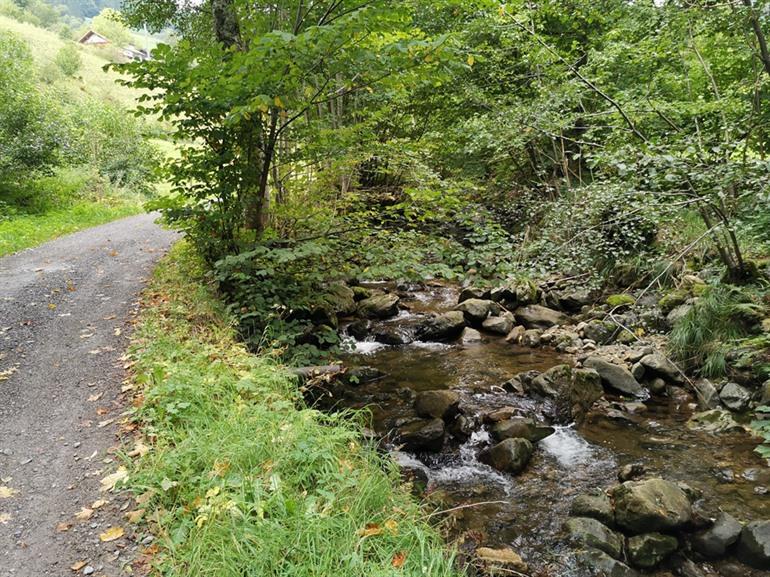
[55,43,81,76]
[669,285,765,377]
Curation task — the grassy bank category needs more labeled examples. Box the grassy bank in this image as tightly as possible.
[0,198,142,256]
[125,242,457,577]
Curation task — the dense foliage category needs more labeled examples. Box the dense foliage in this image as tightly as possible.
[115,0,770,363]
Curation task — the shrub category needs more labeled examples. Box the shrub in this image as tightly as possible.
[55,43,81,77]
[669,285,765,377]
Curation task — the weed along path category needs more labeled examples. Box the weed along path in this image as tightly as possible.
[0,214,176,576]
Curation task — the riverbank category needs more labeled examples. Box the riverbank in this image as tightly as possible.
[122,242,458,576]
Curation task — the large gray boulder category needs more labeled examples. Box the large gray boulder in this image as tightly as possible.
[321,283,357,316]
[415,311,466,342]
[719,382,752,412]
[492,417,554,443]
[611,478,692,533]
[576,549,638,577]
[583,319,617,345]
[565,517,624,559]
[627,532,678,569]
[639,353,683,383]
[414,390,460,420]
[584,356,645,397]
[570,490,614,527]
[482,313,515,335]
[692,512,742,558]
[692,379,720,410]
[737,520,770,569]
[373,326,412,345]
[396,419,445,452]
[479,438,533,474]
[514,305,569,329]
[454,298,498,324]
[357,293,400,319]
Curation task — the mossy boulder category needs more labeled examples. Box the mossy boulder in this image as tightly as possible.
[606,294,635,309]
[658,289,690,315]
[565,517,624,559]
[627,533,678,568]
[611,478,692,534]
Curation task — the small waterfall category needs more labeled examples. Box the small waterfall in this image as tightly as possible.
[430,430,514,494]
[540,425,598,468]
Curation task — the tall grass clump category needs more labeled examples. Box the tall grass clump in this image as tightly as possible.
[126,242,457,577]
[669,285,765,377]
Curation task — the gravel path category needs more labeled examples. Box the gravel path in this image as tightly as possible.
[0,214,177,577]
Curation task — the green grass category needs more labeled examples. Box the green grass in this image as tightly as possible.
[0,15,149,109]
[0,198,142,256]
[124,242,457,577]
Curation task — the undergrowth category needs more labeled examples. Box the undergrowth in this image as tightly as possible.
[668,285,765,378]
[126,241,457,577]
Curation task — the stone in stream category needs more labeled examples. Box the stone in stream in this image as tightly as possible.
[347,319,371,340]
[481,313,514,335]
[627,532,679,569]
[505,325,526,344]
[390,451,429,493]
[582,319,617,345]
[565,517,624,559]
[357,293,400,319]
[576,548,639,577]
[570,490,614,527]
[521,328,542,347]
[514,304,569,329]
[611,478,692,534]
[414,390,460,420]
[639,352,683,383]
[454,298,499,324]
[415,311,466,342]
[395,418,445,452]
[492,417,554,443]
[692,379,720,410]
[473,547,528,575]
[458,287,490,303]
[373,326,412,345]
[478,438,533,474]
[691,512,742,558]
[321,282,357,316]
[583,356,645,397]
[448,414,477,441]
[351,285,372,301]
[618,463,646,482]
[719,382,752,412]
[460,327,483,344]
[736,520,770,569]
[688,409,746,434]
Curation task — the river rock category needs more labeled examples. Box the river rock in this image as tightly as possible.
[347,319,371,340]
[415,390,460,420]
[737,520,770,569]
[351,286,372,301]
[479,438,533,474]
[719,382,752,412]
[448,414,477,440]
[460,327,483,344]
[530,364,571,397]
[627,532,679,568]
[396,418,445,452]
[565,517,624,559]
[639,353,683,383]
[515,304,569,329]
[618,463,647,482]
[492,418,554,443]
[688,409,746,434]
[611,478,692,533]
[692,512,742,558]
[373,326,412,345]
[483,406,523,423]
[357,293,400,319]
[631,362,645,381]
[521,329,542,347]
[560,368,604,422]
[667,303,693,326]
[482,313,514,335]
[760,379,770,405]
[583,319,617,345]
[454,299,498,324]
[576,548,639,577]
[458,287,490,303]
[474,547,528,575]
[583,356,645,397]
[415,311,466,341]
[505,325,526,344]
[570,490,614,527]
[322,282,357,316]
[692,379,720,410]
[558,289,595,312]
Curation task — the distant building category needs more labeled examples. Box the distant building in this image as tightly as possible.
[78,30,109,45]
[121,45,151,62]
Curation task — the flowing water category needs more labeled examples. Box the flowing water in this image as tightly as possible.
[337,282,770,576]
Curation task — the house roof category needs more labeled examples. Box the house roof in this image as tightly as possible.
[78,30,110,44]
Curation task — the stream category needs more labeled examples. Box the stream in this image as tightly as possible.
[335,282,770,576]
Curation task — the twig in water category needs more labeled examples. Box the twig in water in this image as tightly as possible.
[425,500,509,520]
